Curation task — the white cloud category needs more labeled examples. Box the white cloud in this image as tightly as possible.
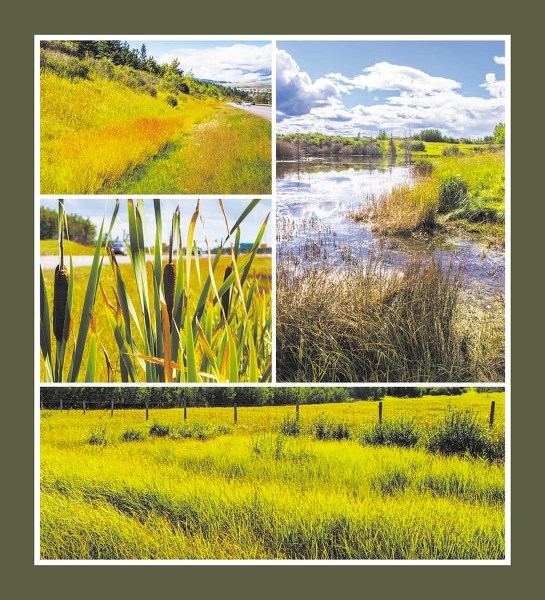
[276,49,344,120]
[330,62,461,95]
[494,56,506,65]
[276,51,506,138]
[480,73,505,98]
[160,43,271,83]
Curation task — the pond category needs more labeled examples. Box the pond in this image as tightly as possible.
[276,159,505,298]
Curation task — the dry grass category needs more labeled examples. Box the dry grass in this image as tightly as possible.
[276,256,504,383]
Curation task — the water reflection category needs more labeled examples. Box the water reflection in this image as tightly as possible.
[276,160,504,296]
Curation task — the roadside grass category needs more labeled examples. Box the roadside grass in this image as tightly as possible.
[40,239,98,256]
[40,394,505,560]
[40,254,271,383]
[114,106,272,194]
[41,69,270,194]
[276,255,504,383]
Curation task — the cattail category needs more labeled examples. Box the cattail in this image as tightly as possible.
[163,262,177,323]
[53,265,69,341]
[221,265,233,319]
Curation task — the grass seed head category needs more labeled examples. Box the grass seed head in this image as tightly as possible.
[53,265,69,341]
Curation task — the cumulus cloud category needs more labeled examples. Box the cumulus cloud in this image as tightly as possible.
[276,50,506,138]
[494,55,506,65]
[160,43,271,83]
[276,49,344,120]
[331,61,461,95]
[480,73,505,98]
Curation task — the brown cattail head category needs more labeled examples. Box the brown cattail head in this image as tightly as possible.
[221,265,233,319]
[53,265,70,341]
[163,262,177,323]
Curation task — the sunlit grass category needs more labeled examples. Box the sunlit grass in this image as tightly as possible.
[40,71,271,194]
[115,106,272,194]
[40,254,271,382]
[40,392,505,560]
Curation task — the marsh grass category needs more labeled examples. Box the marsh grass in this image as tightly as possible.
[276,253,503,383]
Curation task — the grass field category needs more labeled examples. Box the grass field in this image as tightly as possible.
[40,391,505,560]
[40,70,271,194]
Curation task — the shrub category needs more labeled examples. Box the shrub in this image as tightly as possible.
[166,95,178,107]
[361,418,420,447]
[439,175,468,213]
[88,427,108,446]
[412,161,433,177]
[427,408,503,460]
[278,415,301,436]
[311,414,350,440]
[149,422,171,437]
[442,145,462,157]
[120,429,145,442]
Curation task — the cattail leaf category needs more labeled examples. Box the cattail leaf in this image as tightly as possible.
[227,325,239,383]
[85,313,98,382]
[248,333,258,382]
[185,301,197,382]
[40,266,53,382]
[185,201,200,298]
[222,198,261,240]
[160,300,173,383]
[67,218,105,382]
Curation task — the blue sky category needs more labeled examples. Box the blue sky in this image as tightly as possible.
[126,40,272,83]
[277,40,506,138]
[40,199,271,248]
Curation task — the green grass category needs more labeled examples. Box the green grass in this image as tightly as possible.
[40,239,98,256]
[353,151,504,241]
[41,64,271,194]
[113,106,271,194]
[40,392,505,560]
[40,254,271,383]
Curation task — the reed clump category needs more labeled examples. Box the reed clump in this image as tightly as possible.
[276,255,504,383]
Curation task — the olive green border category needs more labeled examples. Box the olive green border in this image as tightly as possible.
[6,1,539,597]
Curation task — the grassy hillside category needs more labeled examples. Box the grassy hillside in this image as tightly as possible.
[40,392,505,560]
[40,45,271,194]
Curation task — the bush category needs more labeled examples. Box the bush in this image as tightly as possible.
[439,175,468,213]
[311,414,350,441]
[120,429,145,442]
[149,422,171,437]
[427,408,503,460]
[361,418,420,447]
[166,95,178,107]
[278,415,301,436]
[88,427,108,446]
[412,161,433,177]
[442,145,462,157]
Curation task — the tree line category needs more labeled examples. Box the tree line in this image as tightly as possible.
[40,40,247,103]
[40,207,97,246]
[40,386,490,410]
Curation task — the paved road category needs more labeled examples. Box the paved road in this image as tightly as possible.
[40,255,133,270]
[228,102,272,121]
[40,253,272,270]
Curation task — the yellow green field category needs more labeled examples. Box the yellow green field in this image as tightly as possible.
[40,70,271,194]
[40,391,505,560]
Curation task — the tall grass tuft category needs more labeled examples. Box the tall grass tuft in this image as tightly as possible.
[276,254,502,382]
[427,407,504,460]
[361,418,420,448]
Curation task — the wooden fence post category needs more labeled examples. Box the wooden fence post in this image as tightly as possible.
[378,401,383,423]
[489,400,496,428]
[296,400,300,421]
[234,402,238,425]
[146,400,149,421]
[183,397,187,421]
[83,399,86,415]
[110,396,114,418]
